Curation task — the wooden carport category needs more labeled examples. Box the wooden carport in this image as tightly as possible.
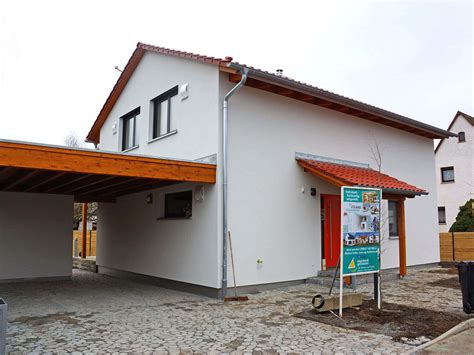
[0,140,216,259]
[0,140,216,202]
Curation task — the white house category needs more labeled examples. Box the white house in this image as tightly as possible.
[0,43,454,298]
[435,111,474,232]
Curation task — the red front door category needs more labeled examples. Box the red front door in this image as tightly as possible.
[323,194,341,268]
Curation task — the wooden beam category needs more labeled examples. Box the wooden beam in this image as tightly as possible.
[44,174,93,193]
[0,141,216,184]
[3,170,41,191]
[382,192,407,200]
[23,171,67,192]
[81,202,88,259]
[75,195,116,203]
[298,160,347,187]
[101,180,176,198]
[62,175,117,194]
[398,198,407,277]
[72,177,138,196]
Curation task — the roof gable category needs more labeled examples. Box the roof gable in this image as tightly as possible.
[435,111,473,153]
[87,42,454,144]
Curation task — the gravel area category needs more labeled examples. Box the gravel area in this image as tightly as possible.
[0,266,465,353]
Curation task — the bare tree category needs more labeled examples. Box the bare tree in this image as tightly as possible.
[367,135,392,256]
[64,131,82,148]
[64,131,97,229]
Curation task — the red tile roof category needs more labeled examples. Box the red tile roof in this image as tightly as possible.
[86,42,453,143]
[297,159,427,195]
[137,42,229,65]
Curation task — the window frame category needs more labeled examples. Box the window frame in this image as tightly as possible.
[151,86,179,140]
[121,107,140,151]
[164,190,193,219]
[438,206,446,224]
[388,200,399,238]
[441,166,455,183]
[458,131,466,142]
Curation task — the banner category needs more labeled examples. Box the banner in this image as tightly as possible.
[341,187,381,276]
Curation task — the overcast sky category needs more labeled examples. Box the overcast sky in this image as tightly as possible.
[0,0,472,147]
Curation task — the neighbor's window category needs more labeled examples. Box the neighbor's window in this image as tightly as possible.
[151,86,179,139]
[121,107,140,151]
[388,201,398,237]
[441,167,455,182]
[164,190,192,218]
[458,131,466,142]
[438,207,446,224]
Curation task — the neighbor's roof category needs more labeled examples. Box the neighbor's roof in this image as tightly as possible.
[297,158,427,196]
[435,111,473,153]
[86,42,454,143]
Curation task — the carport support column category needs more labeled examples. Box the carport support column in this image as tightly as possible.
[81,202,88,259]
[397,198,407,277]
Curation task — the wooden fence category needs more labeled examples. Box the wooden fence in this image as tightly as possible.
[72,230,97,257]
[439,232,474,261]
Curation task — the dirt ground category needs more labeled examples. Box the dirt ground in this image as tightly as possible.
[428,276,460,289]
[295,299,472,342]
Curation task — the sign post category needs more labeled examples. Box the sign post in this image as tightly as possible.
[339,186,382,316]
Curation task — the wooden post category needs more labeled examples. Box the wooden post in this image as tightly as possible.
[81,202,88,259]
[398,199,407,277]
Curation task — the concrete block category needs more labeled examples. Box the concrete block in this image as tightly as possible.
[312,293,362,312]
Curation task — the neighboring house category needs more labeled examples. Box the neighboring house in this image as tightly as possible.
[435,111,474,232]
[0,43,454,297]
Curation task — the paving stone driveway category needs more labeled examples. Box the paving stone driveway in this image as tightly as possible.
[1,266,465,353]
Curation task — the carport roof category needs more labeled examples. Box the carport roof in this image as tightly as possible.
[0,139,216,202]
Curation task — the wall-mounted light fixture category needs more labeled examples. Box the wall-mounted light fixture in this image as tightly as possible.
[146,193,153,204]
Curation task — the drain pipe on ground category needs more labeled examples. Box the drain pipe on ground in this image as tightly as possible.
[221,66,248,299]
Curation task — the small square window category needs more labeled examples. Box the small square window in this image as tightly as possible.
[151,86,179,139]
[164,190,192,218]
[441,167,455,182]
[458,132,466,142]
[121,107,140,151]
[438,207,446,224]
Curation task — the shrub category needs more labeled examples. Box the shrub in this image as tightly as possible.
[449,199,474,232]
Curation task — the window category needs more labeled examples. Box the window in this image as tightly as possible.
[151,86,179,139]
[388,201,398,237]
[458,131,466,142]
[164,190,192,218]
[441,167,455,182]
[438,207,446,224]
[121,108,140,151]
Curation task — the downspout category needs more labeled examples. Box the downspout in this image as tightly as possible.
[221,66,248,299]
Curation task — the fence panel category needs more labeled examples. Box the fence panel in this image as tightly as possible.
[439,232,474,261]
[72,230,97,257]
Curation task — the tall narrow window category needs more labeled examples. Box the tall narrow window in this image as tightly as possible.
[438,207,446,224]
[388,201,398,237]
[121,107,140,151]
[151,86,179,139]
[441,167,455,182]
[458,131,466,142]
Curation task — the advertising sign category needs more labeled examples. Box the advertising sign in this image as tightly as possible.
[341,187,381,276]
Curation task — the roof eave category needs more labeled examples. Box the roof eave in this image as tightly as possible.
[228,63,454,140]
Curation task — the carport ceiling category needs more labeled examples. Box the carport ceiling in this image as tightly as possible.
[0,140,216,202]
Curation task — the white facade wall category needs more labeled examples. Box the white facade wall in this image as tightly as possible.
[435,115,474,232]
[99,52,220,160]
[97,52,221,288]
[0,192,72,280]
[95,50,441,291]
[97,182,219,287]
[221,76,440,286]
